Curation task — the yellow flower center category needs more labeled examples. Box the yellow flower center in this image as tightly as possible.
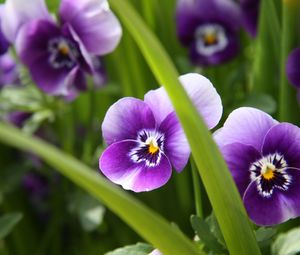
[59,42,70,55]
[261,163,275,180]
[148,140,159,155]
[204,33,217,45]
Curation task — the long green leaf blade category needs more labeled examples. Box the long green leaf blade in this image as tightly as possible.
[109,1,261,254]
[0,123,200,255]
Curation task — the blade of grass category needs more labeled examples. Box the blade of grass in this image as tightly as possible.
[109,0,261,254]
[279,0,300,123]
[0,122,201,255]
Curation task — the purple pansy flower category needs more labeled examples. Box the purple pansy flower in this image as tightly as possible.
[286,48,300,89]
[176,0,241,66]
[99,73,222,192]
[2,0,121,98]
[0,52,19,88]
[240,0,260,37]
[215,107,300,226]
[0,4,10,55]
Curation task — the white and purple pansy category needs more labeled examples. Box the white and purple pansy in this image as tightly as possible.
[214,107,300,226]
[99,73,223,192]
[1,0,121,98]
[176,0,241,66]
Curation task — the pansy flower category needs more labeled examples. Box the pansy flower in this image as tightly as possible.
[149,249,162,255]
[176,0,241,66]
[99,73,222,192]
[0,52,19,88]
[240,0,260,37]
[0,4,9,55]
[215,107,300,226]
[286,48,300,92]
[1,0,121,98]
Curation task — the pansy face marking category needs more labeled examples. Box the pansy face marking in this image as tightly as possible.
[48,37,78,69]
[129,130,165,167]
[249,153,291,198]
[195,24,228,56]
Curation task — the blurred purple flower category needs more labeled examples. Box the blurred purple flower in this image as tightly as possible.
[0,4,9,55]
[6,111,31,127]
[0,52,19,88]
[240,0,260,37]
[215,107,300,226]
[286,48,300,89]
[176,0,241,66]
[2,0,121,98]
[99,73,222,192]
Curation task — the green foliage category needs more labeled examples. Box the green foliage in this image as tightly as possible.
[105,243,153,255]
[0,213,23,239]
[272,227,300,255]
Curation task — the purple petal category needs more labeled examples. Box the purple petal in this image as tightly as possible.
[6,111,31,127]
[15,20,71,95]
[176,0,241,46]
[262,123,300,169]
[243,180,292,226]
[102,98,156,145]
[59,0,122,55]
[0,53,19,87]
[0,5,9,55]
[159,112,190,172]
[99,140,172,192]
[149,249,162,255]
[281,168,300,220]
[214,107,278,150]
[286,48,300,88]
[221,142,261,195]
[1,0,52,42]
[144,73,222,129]
[240,0,260,37]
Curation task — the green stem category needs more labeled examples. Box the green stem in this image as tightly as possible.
[0,122,201,255]
[191,157,203,219]
[279,1,300,122]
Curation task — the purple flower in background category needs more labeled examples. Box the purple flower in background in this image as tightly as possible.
[286,48,300,89]
[6,111,31,127]
[215,107,300,226]
[2,0,121,98]
[0,4,9,55]
[240,0,260,37]
[99,73,222,192]
[176,0,241,66]
[0,52,19,87]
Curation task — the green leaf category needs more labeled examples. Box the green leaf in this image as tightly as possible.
[0,213,23,239]
[0,122,201,255]
[109,1,261,254]
[68,191,105,232]
[241,93,276,114]
[272,227,300,255]
[255,227,277,247]
[105,243,153,255]
[191,215,226,254]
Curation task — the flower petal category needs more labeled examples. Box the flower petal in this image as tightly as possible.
[286,48,300,88]
[59,0,122,55]
[144,73,222,129]
[240,0,260,37]
[281,168,300,220]
[214,107,278,150]
[99,140,172,192]
[15,20,70,95]
[1,0,52,42]
[262,123,300,169]
[243,180,292,226]
[0,5,10,55]
[221,142,261,195]
[102,98,156,145]
[159,112,190,172]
